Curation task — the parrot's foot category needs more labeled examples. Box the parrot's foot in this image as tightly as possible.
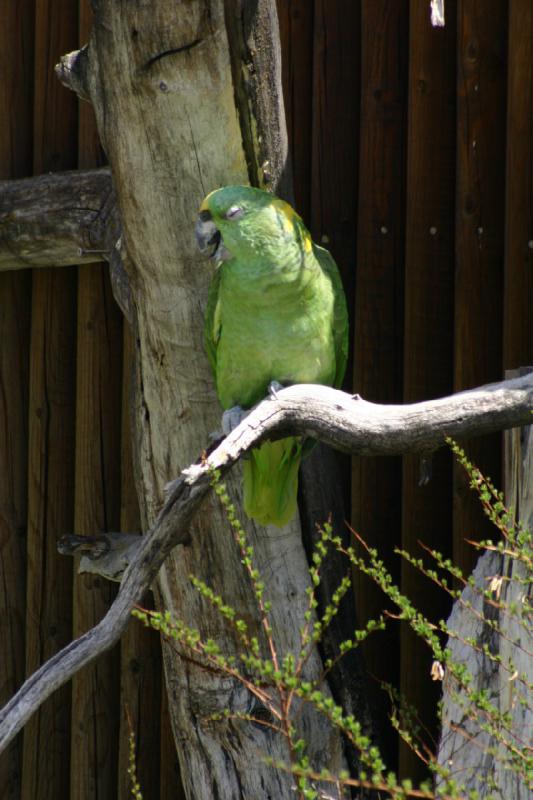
[222,405,249,435]
[268,380,285,399]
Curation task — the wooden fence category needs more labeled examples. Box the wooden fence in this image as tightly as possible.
[0,1,532,797]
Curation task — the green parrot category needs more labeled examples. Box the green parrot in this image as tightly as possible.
[195,186,348,527]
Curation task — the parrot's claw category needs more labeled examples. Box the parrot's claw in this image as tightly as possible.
[268,380,284,399]
[222,405,249,435]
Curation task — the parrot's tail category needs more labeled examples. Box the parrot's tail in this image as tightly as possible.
[243,437,302,527]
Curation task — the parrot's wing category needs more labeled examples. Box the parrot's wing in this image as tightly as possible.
[204,266,222,374]
[315,245,349,388]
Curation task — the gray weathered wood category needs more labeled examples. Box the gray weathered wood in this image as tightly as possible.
[0,166,134,321]
[1,375,532,758]
[0,168,113,270]
[437,368,532,798]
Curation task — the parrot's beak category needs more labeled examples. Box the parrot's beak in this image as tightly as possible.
[195,210,221,259]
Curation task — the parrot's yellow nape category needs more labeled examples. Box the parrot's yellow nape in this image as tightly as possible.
[199,189,219,213]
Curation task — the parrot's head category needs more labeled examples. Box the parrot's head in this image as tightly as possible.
[195,185,312,265]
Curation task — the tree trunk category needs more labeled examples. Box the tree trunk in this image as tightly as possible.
[65,3,345,797]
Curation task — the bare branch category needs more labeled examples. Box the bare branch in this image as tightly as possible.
[55,46,90,101]
[0,373,531,753]
[0,166,134,321]
[218,376,533,459]
[0,168,113,271]
[58,532,143,582]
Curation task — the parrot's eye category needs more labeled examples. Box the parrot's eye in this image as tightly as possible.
[225,205,244,220]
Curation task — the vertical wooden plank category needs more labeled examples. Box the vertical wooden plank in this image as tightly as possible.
[352,0,408,767]
[0,5,34,177]
[504,1,533,371]
[0,4,33,798]
[276,0,314,219]
[0,271,30,800]
[70,264,122,800]
[70,5,123,798]
[21,2,78,799]
[401,0,457,781]
[78,3,104,168]
[159,682,185,800]
[309,0,360,580]
[32,3,78,174]
[310,0,360,309]
[23,274,77,800]
[306,0,369,745]
[117,328,163,800]
[453,0,507,577]
[70,267,122,800]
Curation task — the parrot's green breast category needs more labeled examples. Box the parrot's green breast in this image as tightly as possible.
[215,258,337,409]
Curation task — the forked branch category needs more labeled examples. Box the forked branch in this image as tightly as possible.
[0,374,531,753]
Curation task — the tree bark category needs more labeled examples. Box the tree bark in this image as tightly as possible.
[0,168,113,270]
[58,3,345,797]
